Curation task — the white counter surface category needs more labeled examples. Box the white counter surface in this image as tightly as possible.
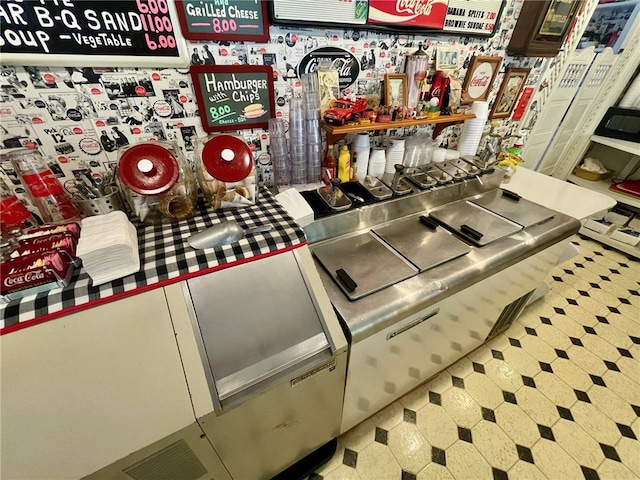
[504,167,616,220]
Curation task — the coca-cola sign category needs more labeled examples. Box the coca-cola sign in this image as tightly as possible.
[297,47,360,91]
[3,270,48,288]
[462,56,502,103]
[368,0,448,28]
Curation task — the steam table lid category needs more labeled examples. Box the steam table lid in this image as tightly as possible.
[118,143,179,196]
[202,135,252,182]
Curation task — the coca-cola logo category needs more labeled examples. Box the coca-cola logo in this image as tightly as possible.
[79,137,102,155]
[396,0,435,16]
[369,0,447,28]
[4,270,46,287]
[470,75,491,87]
[467,62,495,98]
[297,47,360,91]
[153,100,173,118]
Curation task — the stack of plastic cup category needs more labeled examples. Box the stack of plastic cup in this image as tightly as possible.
[457,101,489,156]
[385,137,405,173]
[269,118,289,188]
[352,132,370,181]
[289,97,307,184]
[368,147,387,177]
[302,73,322,183]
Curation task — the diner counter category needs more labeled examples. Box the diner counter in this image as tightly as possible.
[0,189,306,334]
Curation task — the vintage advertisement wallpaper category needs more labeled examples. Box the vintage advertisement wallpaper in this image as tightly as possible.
[0,0,597,218]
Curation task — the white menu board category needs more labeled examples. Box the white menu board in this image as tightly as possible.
[443,0,504,35]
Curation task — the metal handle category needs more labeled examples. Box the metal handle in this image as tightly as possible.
[336,268,357,292]
[419,215,438,230]
[244,225,273,236]
[460,224,483,240]
[501,189,521,201]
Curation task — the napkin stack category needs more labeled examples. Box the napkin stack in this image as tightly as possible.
[76,211,140,287]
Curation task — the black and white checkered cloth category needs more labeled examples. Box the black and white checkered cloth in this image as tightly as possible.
[0,189,306,334]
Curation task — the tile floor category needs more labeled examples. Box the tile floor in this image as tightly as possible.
[310,235,640,480]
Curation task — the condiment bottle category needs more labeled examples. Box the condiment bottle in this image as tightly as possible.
[338,145,351,183]
[8,149,81,224]
[323,144,337,185]
[0,177,39,237]
[350,151,358,181]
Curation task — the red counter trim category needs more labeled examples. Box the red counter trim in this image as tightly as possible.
[0,241,306,336]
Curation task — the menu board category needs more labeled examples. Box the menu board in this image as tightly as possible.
[175,0,269,42]
[0,0,188,67]
[190,65,275,132]
[443,0,503,35]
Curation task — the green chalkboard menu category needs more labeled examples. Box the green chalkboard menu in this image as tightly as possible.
[191,65,275,132]
[0,0,188,67]
[175,0,269,42]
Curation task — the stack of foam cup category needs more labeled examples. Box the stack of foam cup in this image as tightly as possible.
[368,147,387,177]
[352,132,371,181]
[457,101,489,156]
[302,73,323,183]
[385,137,405,173]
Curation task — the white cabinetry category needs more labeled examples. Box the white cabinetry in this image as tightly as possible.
[568,135,640,257]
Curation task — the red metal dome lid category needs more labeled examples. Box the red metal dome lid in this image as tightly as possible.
[118,143,180,196]
[202,135,253,182]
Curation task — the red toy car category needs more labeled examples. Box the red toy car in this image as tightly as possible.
[323,98,368,125]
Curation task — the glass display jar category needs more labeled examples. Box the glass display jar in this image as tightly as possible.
[7,149,81,225]
[194,134,257,211]
[116,141,197,225]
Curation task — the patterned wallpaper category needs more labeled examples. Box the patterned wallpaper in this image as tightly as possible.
[0,0,596,216]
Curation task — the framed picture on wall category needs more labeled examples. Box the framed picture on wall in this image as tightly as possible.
[385,74,407,107]
[461,56,502,104]
[489,68,531,119]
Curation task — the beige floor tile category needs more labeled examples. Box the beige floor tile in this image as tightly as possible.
[416,403,459,449]
[631,418,640,446]
[387,421,431,474]
[532,439,585,480]
[494,403,540,448]
[588,385,639,426]
[340,419,376,452]
[314,439,346,477]
[464,370,505,410]
[561,304,600,327]
[483,358,523,392]
[525,299,561,320]
[516,386,561,426]
[594,322,634,350]
[569,268,604,285]
[534,370,579,406]
[602,370,640,405]
[446,357,475,379]
[628,294,640,309]
[596,459,639,480]
[323,464,363,480]
[574,296,614,317]
[445,440,493,480]
[471,420,518,471]
[591,255,623,269]
[615,437,640,476]
[548,313,588,338]
[504,321,529,339]
[515,309,543,329]
[616,357,640,384]
[588,287,627,310]
[502,346,541,377]
[555,274,593,292]
[440,387,482,429]
[536,322,573,350]
[508,461,548,480]
[599,280,638,299]
[518,334,558,363]
[550,358,593,391]
[576,262,615,278]
[466,345,494,364]
[606,274,640,290]
[486,334,512,353]
[542,290,570,310]
[571,400,623,446]
[566,345,609,376]
[553,419,605,468]
[608,311,640,336]
[353,441,402,480]
[424,371,453,394]
[370,401,405,431]
[417,462,455,480]
[549,279,583,299]
[581,333,622,360]
[400,385,430,412]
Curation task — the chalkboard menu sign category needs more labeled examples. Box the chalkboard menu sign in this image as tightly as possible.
[175,0,269,42]
[0,0,189,67]
[190,65,275,132]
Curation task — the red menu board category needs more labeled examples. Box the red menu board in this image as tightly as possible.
[368,0,449,29]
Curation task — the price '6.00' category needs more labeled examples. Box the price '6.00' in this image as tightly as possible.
[210,104,233,122]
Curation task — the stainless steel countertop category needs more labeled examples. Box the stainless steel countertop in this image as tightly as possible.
[305,172,581,343]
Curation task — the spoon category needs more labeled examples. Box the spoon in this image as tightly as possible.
[187,220,272,249]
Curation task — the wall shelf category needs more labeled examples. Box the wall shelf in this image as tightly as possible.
[590,135,640,156]
[568,173,640,209]
[321,113,476,144]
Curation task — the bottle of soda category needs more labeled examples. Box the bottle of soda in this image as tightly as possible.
[0,176,39,237]
[8,149,81,224]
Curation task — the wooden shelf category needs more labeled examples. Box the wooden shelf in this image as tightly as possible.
[321,113,476,143]
[568,174,640,209]
[590,135,640,156]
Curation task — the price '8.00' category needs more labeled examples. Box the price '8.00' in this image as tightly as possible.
[212,18,237,33]
[210,104,231,121]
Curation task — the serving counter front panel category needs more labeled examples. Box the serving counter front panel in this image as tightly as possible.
[0,189,306,333]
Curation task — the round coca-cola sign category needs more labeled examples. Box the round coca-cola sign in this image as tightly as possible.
[297,47,360,91]
[465,58,500,102]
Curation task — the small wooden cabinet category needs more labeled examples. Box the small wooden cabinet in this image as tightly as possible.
[507,0,581,57]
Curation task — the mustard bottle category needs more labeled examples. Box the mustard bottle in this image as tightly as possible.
[338,145,351,183]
